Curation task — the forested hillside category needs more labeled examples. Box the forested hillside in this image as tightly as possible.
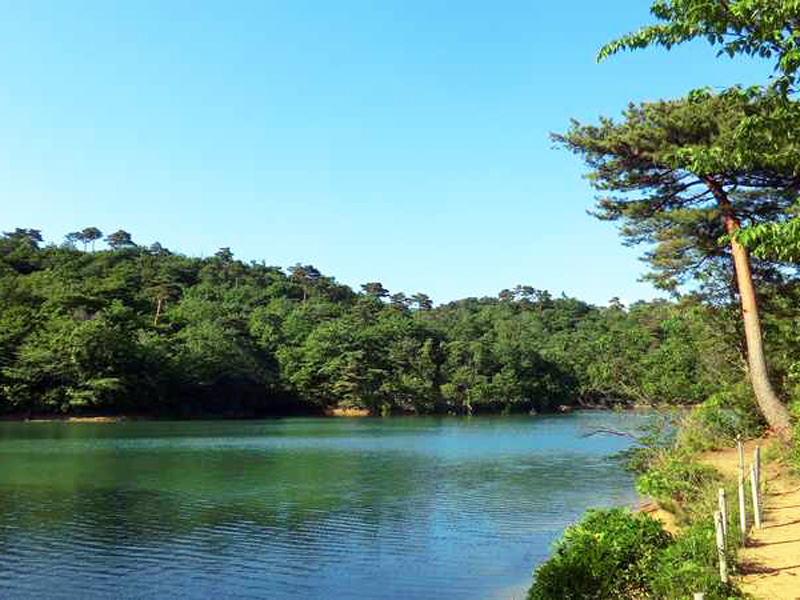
[2,227,797,417]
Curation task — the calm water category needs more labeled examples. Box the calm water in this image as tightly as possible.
[0,412,649,599]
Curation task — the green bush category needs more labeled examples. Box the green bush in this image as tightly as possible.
[530,437,750,599]
[636,456,721,508]
[528,509,745,600]
[677,392,764,453]
[527,508,671,600]
[648,520,741,599]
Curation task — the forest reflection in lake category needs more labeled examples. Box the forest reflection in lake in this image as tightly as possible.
[0,412,651,599]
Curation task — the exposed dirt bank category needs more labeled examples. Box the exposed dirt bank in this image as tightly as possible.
[323,407,372,417]
[0,413,142,422]
[639,499,680,535]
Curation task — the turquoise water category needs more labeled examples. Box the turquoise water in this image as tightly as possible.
[0,412,649,599]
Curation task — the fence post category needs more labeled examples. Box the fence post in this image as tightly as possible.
[714,510,728,583]
[755,445,761,496]
[718,488,728,541]
[738,470,747,544]
[693,594,705,600]
[751,465,761,529]
[737,436,744,479]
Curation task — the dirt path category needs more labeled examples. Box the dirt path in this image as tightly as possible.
[700,440,800,600]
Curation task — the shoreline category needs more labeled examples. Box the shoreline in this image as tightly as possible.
[0,403,694,424]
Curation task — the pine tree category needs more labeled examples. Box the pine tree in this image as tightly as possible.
[554,92,800,439]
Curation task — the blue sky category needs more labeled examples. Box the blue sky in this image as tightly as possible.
[1,1,773,305]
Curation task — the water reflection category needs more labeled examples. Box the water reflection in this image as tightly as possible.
[0,413,650,599]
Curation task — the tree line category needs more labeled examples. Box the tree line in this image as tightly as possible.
[9,0,800,424]
[4,227,794,417]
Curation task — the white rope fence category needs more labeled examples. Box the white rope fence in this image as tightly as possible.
[706,437,762,593]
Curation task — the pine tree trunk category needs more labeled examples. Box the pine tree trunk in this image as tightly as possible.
[154,297,163,327]
[725,226,792,441]
[707,178,793,441]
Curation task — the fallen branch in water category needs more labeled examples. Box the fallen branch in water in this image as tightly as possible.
[580,427,637,439]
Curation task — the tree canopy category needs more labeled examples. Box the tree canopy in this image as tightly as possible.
[599,1,800,95]
[1,227,768,418]
[554,91,800,292]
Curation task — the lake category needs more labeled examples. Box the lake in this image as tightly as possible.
[0,412,651,599]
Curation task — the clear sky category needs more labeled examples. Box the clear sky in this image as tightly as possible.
[1,1,774,306]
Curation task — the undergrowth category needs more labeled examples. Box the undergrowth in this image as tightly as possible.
[528,508,670,600]
[528,400,764,599]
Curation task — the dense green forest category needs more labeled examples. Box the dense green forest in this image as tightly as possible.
[2,226,799,418]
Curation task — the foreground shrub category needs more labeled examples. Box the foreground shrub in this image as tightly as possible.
[529,511,745,600]
[648,519,740,599]
[635,456,721,515]
[531,408,755,599]
[527,508,671,600]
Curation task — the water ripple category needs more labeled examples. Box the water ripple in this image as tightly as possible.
[0,413,648,599]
